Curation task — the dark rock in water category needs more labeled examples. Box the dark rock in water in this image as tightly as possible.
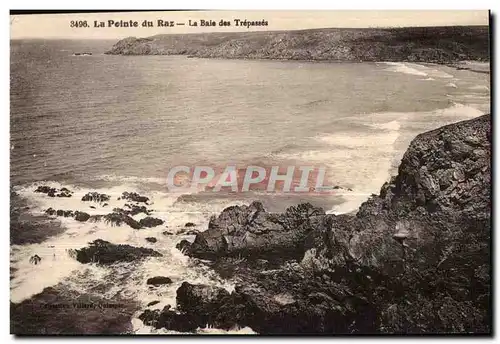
[103,212,141,229]
[121,191,149,204]
[181,201,325,261]
[90,206,96,209]
[81,192,111,203]
[138,282,235,332]
[138,308,202,333]
[36,186,73,198]
[176,282,230,315]
[176,239,192,253]
[139,217,164,228]
[74,211,90,222]
[45,208,56,216]
[147,115,491,334]
[162,231,174,236]
[185,222,196,227]
[103,203,108,207]
[56,190,72,198]
[146,276,172,286]
[35,186,53,194]
[71,239,162,264]
[48,209,73,217]
[29,255,42,265]
[183,230,199,236]
[147,300,160,307]
[145,237,157,243]
[124,204,151,216]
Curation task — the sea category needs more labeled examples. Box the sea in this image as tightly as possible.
[10,39,490,334]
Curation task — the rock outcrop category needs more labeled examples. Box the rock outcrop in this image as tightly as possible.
[168,115,491,334]
[179,201,325,260]
[70,239,162,265]
[120,192,150,204]
[35,186,73,198]
[74,211,91,222]
[81,192,110,203]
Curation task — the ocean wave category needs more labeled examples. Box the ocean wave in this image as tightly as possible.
[469,85,490,91]
[382,62,428,76]
[93,174,167,186]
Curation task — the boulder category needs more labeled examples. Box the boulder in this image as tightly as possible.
[71,239,162,265]
[45,208,56,216]
[153,115,491,334]
[103,212,141,229]
[138,308,203,333]
[123,204,150,216]
[176,239,191,253]
[139,217,164,228]
[176,282,230,316]
[81,192,110,203]
[146,276,172,286]
[34,186,72,197]
[145,237,157,243]
[121,192,150,204]
[181,201,325,260]
[74,211,91,222]
[35,186,53,194]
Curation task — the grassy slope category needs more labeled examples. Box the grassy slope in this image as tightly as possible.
[106,26,490,63]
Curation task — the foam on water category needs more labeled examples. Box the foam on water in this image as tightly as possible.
[10,180,250,333]
[469,85,490,91]
[277,103,485,215]
[382,62,428,76]
[10,101,487,333]
[381,62,454,79]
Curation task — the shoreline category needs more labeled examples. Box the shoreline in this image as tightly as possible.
[104,53,491,74]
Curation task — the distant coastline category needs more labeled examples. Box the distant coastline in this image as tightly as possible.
[105,26,490,65]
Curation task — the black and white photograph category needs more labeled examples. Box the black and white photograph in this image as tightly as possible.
[9,10,491,335]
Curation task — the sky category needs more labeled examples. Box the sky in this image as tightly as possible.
[10,10,489,40]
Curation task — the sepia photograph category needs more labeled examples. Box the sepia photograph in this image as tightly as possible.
[9,10,491,335]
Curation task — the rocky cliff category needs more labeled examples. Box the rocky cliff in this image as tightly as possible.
[106,26,490,63]
[154,114,491,334]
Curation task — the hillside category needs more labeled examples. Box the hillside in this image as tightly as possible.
[106,26,490,63]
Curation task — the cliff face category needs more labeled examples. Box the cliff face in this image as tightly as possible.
[106,26,490,63]
[169,115,491,334]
